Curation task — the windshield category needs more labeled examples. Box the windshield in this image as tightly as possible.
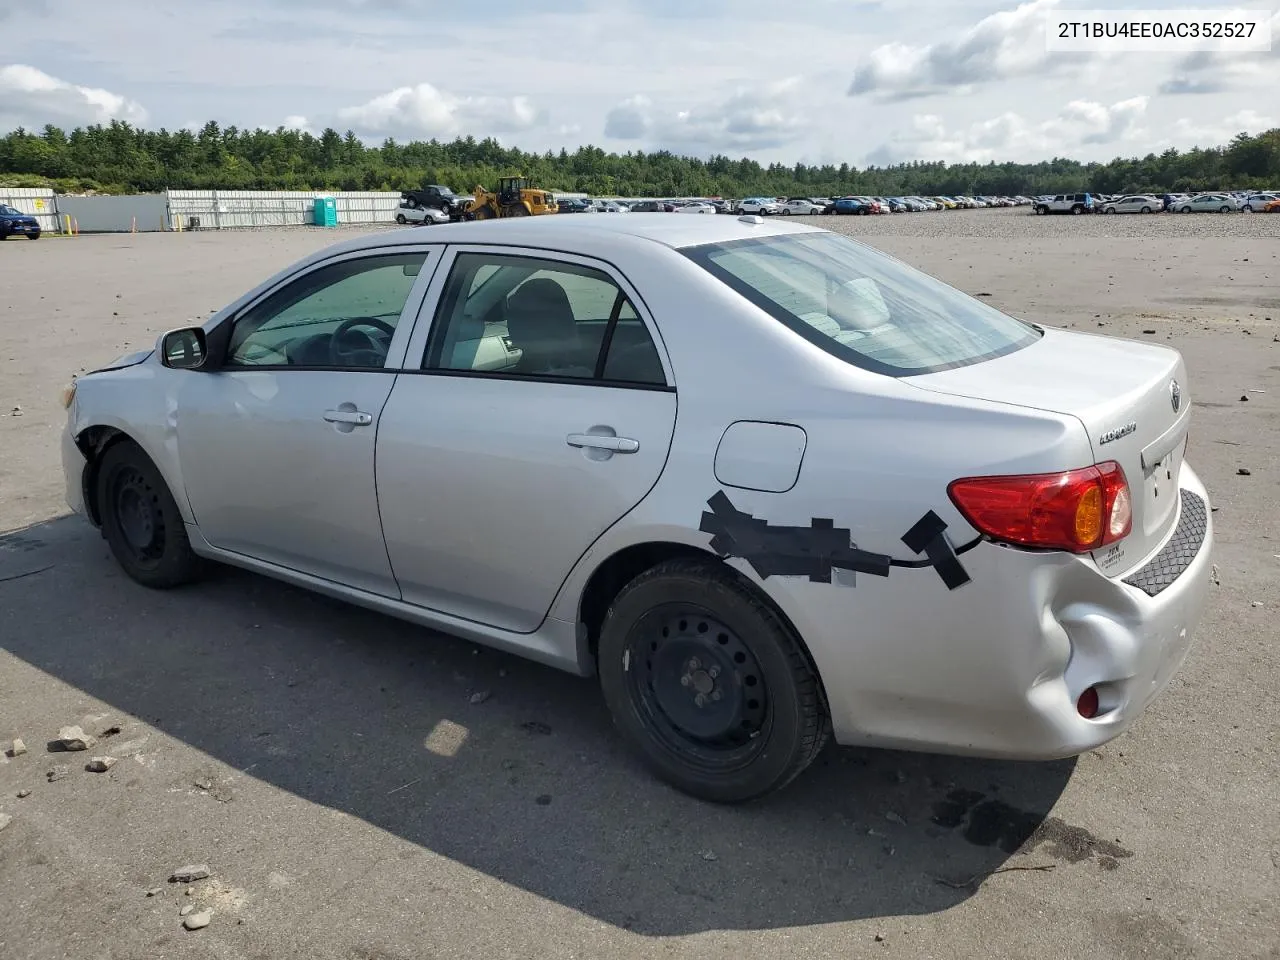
[0,205,23,216]
[683,231,1041,376]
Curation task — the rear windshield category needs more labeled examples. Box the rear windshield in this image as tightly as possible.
[683,232,1041,376]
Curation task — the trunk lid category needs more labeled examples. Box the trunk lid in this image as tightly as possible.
[908,327,1189,576]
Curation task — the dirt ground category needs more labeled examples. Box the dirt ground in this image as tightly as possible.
[1,208,1278,960]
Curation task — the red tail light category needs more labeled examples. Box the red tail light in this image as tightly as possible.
[947,461,1132,553]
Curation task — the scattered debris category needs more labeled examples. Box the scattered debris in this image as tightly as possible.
[875,934,886,942]
[183,909,213,931]
[10,405,21,417]
[100,726,122,738]
[180,904,195,917]
[1251,601,1264,608]
[16,789,31,799]
[885,811,907,826]
[867,827,887,838]
[1240,395,1249,402]
[46,765,69,782]
[1142,329,1156,335]
[975,292,993,297]
[894,770,908,784]
[185,887,194,896]
[700,850,718,861]
[469,690,491,705]
[52,726,95,752]
[170,864,211,883]
[85,756,118,773]
[145,888,162,898]
[535,794,552,806]
[1238,468,1252,476]
[0,813,11,832]
[386,778,422,796]
[520,720,552,736]
[6,739,26,758]
[929,863,1057,889]
[1211,564,1221,585]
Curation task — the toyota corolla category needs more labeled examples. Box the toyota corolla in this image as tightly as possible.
[61,215,1212,803]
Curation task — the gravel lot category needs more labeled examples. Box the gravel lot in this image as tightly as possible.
[1,207,1278,959]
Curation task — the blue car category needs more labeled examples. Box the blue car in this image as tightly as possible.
[832,196,874,215]
[0,204,41,240]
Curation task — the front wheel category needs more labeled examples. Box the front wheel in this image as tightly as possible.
[1141,206,1151,214]
[597,558,829,803]
[1220,206,1232,213]
[96,441,202,589]
[26,232,40,239]
[1071,205,1083,215]
[395,214,407,224]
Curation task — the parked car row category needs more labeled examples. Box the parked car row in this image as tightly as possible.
[1034,190,1280,215]
[551,194,1037,217]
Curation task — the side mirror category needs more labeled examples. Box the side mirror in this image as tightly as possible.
[161,327,208,369]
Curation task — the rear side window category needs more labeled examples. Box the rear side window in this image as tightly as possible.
[683,232,1040,376]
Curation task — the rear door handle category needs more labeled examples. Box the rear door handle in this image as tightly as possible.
[566,433,639,453]
[323,409,373,426]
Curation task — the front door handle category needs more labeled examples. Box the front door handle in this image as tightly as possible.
[323,409,373,426]
[567,433,640,454]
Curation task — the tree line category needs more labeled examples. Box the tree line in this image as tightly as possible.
[1,120,1278,198]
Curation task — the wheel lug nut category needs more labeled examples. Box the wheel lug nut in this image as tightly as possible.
[689,658,700,670]
[711,691,721,701]
[708,666,719,679]
[680,675,691,687]
[694,694,706,707]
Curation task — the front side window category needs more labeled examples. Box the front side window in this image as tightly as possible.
[683,232,1040,376]
[227,252,428,368]
[426,252,666,386]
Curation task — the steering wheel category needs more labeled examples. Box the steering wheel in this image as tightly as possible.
[329,316,396,367]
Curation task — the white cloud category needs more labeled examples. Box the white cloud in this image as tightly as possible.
[0,64,148,132]
[281,114,313,133]
[848,0,1092,100]
[867,96,1150,165]
[1164,110,1277,151]
[1159,11,1280,95]
[334,82,544,139]
[604,78,809,153]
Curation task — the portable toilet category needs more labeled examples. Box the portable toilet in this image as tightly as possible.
[313,196,338,227]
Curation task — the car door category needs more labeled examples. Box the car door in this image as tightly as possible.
[176,247,439,596]
[375,246,677,632]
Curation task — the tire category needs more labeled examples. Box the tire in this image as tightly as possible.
[1071,205,1083,215]
[27,231,40,239]
[1181,206,1192,213]
[1141,206,1151,214]
[1242,205,1253,213]
[504,204,530,217]
[597,558,829,803]
[1105,207,1116,214]
[395,214,407,224]
[96,441,201,589]
[781,208,792,215]
[1220,206,1231,213]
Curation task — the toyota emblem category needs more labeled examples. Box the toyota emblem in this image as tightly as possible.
[1170,379,1181,413]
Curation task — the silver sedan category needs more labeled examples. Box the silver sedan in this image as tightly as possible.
[61,215,1213,802]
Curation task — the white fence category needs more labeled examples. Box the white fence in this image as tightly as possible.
[165,190,402,230]
[0,187,59,232]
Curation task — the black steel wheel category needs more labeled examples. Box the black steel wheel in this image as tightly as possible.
[598,558,829,803]
[97,441,201,588]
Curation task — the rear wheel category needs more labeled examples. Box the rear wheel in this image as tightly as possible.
[395,214,407,224]
[96,441,201,589]
[597,558,829,803]
[1071,205,1083,215]
[1141,206,1151,214]
[504,204,530,217]
[1220,205,1232,213]
[27,232,40,239]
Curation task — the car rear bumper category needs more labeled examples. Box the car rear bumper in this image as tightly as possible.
[773,464,1214,760]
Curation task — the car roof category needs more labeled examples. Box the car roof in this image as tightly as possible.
[322,212,825,258]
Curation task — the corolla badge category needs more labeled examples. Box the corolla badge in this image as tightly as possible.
[1170,379,1181,413]
[1099,421,1138,445]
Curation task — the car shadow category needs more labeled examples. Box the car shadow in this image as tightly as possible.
[1,515,1079,935]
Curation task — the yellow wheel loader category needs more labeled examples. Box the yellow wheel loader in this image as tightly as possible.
[464,176,559,220]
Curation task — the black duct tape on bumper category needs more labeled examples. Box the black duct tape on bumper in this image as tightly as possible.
[699,491,975,590]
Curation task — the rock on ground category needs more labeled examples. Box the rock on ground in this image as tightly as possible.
[170,864,212,883]
[85,757,118,773]
[183,909,213,931]
[53,726,95,751]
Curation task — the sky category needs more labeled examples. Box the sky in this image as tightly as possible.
[0,0,1276,167]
